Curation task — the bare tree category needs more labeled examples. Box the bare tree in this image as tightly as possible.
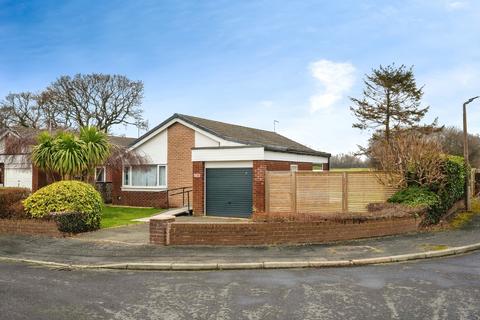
[42,74,146,132]
[0,92,69,130]
[369,131,445,188]
[330,153,370,169]
[0,92,43,129]
[433,126,480,168]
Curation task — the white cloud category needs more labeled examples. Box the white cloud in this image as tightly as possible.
[309,59,356,112]
[446,1,468,10]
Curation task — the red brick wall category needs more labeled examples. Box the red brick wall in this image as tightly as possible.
[150,216,419,246]
[167,123,195,207]
[0,219,66,237]
[253,160,313,213]
[111,168,168,208]
[150,217,175,245]
[192,161,205,216]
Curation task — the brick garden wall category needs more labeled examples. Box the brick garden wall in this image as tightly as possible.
[150,215,419,246]
[0,219,66,237]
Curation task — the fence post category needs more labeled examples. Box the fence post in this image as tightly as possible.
[291,171,297,214]
[342,172,348,213]
[265,171,270,213]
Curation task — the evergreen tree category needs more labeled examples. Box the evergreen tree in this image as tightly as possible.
[350,64,431,143]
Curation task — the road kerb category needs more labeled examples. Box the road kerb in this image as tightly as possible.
[2,241,480,271]
[263,261,310,269]
[218,262,264,270]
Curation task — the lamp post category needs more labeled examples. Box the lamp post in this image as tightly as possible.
[463,96,479,211]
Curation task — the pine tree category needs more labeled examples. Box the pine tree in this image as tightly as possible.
[350,64,431,143]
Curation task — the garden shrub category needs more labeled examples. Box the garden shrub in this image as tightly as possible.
[23,181,103,231]
[388,155,467,224]
[52,211,92,233]
[0,187,30,219]
[388,185,440,209]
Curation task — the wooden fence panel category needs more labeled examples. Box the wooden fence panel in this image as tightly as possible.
[296,172,343,214]
[266,172,293,213]
[265,171,398,215]
[347,172,397,213]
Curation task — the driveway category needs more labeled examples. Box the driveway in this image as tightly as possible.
[1,252,479,319]
[75,223,149,245]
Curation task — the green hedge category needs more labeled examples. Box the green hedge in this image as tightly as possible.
[389,155,467,224]
[23,181,103,231]
[0,187,30,219]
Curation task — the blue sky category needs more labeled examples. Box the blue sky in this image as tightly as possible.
[0,0,479,154]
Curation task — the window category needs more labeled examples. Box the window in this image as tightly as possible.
[290,164,298,172]
[95,167,106,182]
[123,165,167,188]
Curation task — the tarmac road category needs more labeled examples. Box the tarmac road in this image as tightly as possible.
[1,252,480,319]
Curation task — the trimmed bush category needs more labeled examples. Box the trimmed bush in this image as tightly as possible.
[0,187,30,219]
[23,181,103,231]
[389,155,467,224]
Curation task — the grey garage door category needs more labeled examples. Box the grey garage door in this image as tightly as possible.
[206,168,252,218]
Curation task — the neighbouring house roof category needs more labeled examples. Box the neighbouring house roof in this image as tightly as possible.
[107,135,137,148]
[0,126,135,152]
[132,113,331,158]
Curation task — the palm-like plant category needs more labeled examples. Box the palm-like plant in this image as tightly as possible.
[32,127,111,181]
[79,126,110,182]
[53,132,87,179]
[31,132,56,179]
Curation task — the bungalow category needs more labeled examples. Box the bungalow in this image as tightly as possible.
[113,114,331,218]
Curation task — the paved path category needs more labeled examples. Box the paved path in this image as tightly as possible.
[1,252,479,319]
[1,216,480,267]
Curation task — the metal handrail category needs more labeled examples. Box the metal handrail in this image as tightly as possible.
[166,186,193,212]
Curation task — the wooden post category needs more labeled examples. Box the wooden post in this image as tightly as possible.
[342,172,348,213]
[291,171,297,215]
[265,171,270,213]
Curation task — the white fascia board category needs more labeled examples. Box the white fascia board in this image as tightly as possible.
[129,118,242,150]
[192,147,264,162]
[264,150,328,163]
[205,161,253,168]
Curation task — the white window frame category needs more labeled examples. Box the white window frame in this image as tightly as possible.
[95,166,106,183]
[122,164,168,191]
[290,164,298,172]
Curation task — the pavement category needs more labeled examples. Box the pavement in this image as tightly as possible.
[1,214,480,270]
[1,252,480,319]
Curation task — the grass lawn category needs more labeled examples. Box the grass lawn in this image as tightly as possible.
[100,205,165,229]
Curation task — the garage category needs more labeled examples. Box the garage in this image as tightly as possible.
[205,167,252,218]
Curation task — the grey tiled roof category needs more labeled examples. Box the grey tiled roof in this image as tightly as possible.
[133,113,330,157]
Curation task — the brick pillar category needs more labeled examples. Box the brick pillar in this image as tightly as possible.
[149,217,175,245]
[323,162,330,171]
[253,160,267,213]
[192,161,205,216]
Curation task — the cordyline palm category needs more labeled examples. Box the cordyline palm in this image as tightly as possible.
[31,127,110,181]
[79,126,110,182]
[31,132,56,179]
